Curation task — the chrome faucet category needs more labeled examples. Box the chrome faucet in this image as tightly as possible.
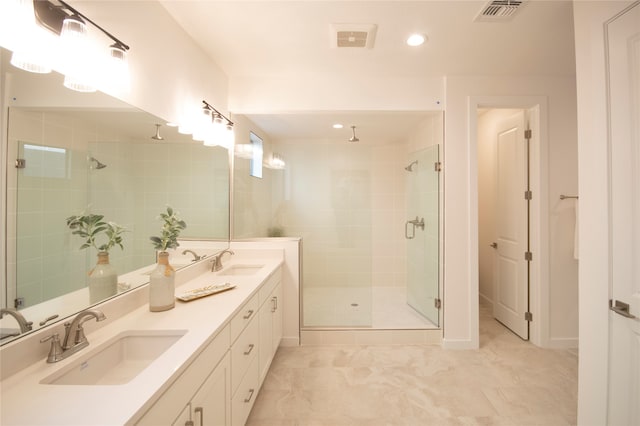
[182,249,203,261]
[211,249,235,272]
[0,308,33,333]
[40,309,106,363]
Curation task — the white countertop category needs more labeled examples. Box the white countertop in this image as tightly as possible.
[0,254,283,426]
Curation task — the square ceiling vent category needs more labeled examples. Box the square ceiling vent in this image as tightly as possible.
[331,24,377,48]
[474,0,526,22]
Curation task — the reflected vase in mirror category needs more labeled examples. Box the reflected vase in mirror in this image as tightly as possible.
[149,252,175,312]
[89,252,118,304]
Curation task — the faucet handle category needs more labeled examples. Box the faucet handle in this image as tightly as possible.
[40,333,64,363]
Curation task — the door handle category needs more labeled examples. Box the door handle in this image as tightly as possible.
[609,300,636,319]
[490,242,498,249]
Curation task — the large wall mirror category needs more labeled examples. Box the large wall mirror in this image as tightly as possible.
[1,47,230,345]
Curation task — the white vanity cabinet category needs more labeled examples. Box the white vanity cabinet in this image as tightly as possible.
[137,266,283,426]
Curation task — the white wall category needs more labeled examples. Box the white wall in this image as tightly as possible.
[444,75,578,349]
[573,1,635,423]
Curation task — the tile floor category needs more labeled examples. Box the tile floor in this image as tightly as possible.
[247,302,578,425]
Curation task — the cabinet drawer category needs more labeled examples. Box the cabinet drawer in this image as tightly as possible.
[230,292,259,343]
[258,267,282,306]
[231,315,259,395]
[231,355,259,426]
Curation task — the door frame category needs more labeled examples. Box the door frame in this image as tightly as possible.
[469,95,549,347]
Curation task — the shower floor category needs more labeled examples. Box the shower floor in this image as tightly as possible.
[303,286,437,329]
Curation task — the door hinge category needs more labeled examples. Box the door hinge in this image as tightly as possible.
[524,129,532,139]
[14,297,24,309]
[434,298,442,309]
[15,159,26,169]
[434,162,442,172]
[524,251,533,261]
[525,311,533,322]
[524,190,532,200]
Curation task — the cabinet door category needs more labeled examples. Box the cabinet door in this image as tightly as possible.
[192,352,231,426]
[259,297,273,384]
[271,283,283,352]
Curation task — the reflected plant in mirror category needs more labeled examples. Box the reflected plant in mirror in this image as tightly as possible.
[66,213,126,303]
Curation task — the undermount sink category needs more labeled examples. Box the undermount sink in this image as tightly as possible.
[218,264,264,276]
[41,329,187,386]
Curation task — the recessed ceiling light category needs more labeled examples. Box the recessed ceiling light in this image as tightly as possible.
[333,123,344,129]
[406,33,426,47]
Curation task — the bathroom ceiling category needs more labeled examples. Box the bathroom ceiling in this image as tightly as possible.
[160,0,576,143]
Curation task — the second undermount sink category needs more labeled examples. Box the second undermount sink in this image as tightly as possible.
[218,264,264,276]
[41,329,187,386]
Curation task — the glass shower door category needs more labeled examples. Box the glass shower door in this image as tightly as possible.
[405,145,440,326]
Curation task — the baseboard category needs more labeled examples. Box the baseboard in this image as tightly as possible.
[545,337,579,349]
[279,336,300,347]
[300,328,442,345]
[442,338,478,350]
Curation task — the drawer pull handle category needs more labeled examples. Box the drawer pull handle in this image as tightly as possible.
[194,407,203,425]
[271,296,278,313]
[244,343,255,355]
[244,388,255,403]
[243,309,254,319]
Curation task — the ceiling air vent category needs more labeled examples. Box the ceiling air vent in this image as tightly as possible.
[330,24,377,49]
[474,0,526,22]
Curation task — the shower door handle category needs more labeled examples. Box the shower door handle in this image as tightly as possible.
[405,217,425,239]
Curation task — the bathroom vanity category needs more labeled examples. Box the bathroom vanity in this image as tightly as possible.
[0,251,284,425]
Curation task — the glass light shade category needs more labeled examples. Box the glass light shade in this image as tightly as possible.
[61,15,96,92]
[7,0,53,74]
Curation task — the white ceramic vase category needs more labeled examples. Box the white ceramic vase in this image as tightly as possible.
[149,251,175,312]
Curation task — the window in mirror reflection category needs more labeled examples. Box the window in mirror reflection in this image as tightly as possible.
[22,143,69,179]
[250,132,263,178]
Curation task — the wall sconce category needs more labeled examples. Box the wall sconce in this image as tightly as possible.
[201,100,235,148]
[6,0,130,93]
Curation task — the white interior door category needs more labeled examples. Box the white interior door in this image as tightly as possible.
[606,3,640,425]
[493,110,529,339]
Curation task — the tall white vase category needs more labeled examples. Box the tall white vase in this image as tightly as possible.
[149,251,175,312]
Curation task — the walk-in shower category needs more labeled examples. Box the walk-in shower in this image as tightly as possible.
[295,138,441,333]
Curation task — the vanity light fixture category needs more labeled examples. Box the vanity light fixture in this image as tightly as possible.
[8,0,131,93]
[264,153,286,170]
[201,100,235,148]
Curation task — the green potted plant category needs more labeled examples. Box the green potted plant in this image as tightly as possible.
[66,213,126,303]
[148,206,187,312]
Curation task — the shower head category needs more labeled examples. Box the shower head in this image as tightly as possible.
[348,125,359,142]
[89,156,107,169]
[151,123,164,141]
[405,160,418,172]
